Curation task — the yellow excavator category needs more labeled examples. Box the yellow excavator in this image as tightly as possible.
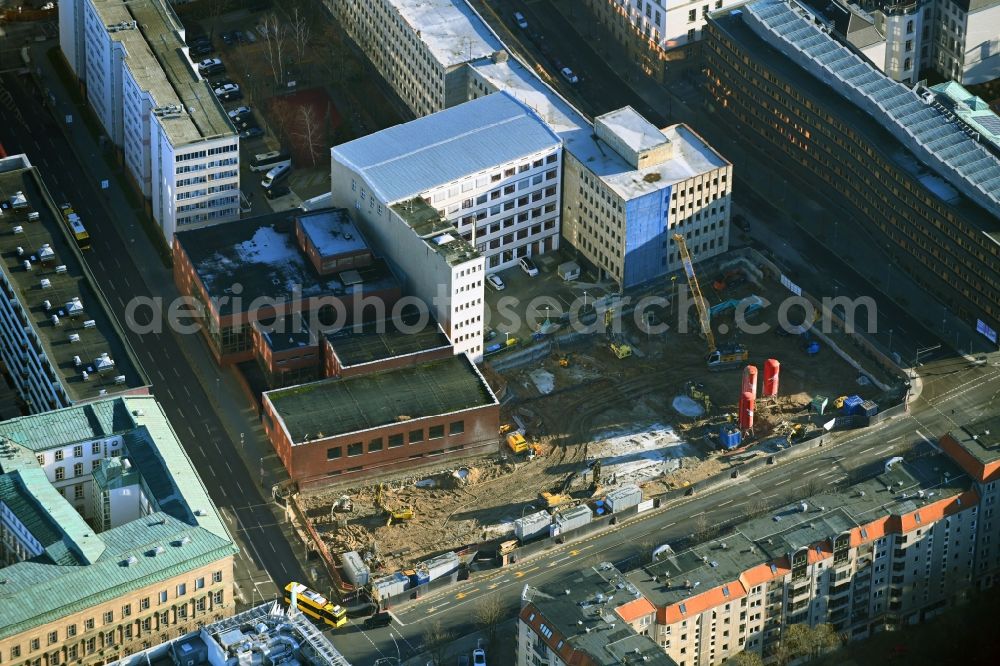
[674,233,748,370]
[376,483,413,525]
[605,308,633,359]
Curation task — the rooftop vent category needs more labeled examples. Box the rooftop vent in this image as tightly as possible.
[55,265,67,274]
[40,278,52,289]
[123,555,139,567]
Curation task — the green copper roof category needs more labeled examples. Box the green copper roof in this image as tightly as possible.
[0,513,236,640]
[0,469,103,565]
[0,397,236,639]
[0,400,136,452]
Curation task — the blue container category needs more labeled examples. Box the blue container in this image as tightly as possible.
[842,395,863,415]
[719,426,742,449]
[806,341,821,355]
[860,400,878,417]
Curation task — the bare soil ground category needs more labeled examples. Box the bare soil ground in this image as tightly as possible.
[299,270,896,573]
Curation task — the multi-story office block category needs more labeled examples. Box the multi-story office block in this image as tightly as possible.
[560,110,731,288]
[0,155,148,414]
[518,563,675,666]
[327,0,732,290]
[0,396,238,665]
[328,0,503,116]
[331,91,562,272]
[928,0,1000,84]
[705,0,1000,341]
[60,0,240,242]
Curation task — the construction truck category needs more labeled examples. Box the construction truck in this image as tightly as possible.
[610,341,632,359]
[506,432,528,454]
[539,491,574,509]
[376,484,414,526]
[674,233,748,370]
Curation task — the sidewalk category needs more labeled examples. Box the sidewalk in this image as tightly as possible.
[400,620,516,666]
[544,0,991,357]
[31,42,291,493]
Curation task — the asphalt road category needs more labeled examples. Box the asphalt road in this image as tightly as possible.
[0,71,301,605]
[329,356,1000,663]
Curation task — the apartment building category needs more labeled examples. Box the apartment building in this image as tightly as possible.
[60,0,240,242]
[929,0,1000,84]
[261,355,499,489]
[705,0,1000,343]
[518,563,676,666]
[328,0,502,116]
[0,156,148,414]
[0,396,238,666]
[584,0,745,69]
[331,91,562,273]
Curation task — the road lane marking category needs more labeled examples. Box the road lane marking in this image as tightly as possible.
[659,521,677,531]
[887,436,902,443]
[859,445,875,453]
[226,461,233,473]
[719,499,734,506]
[187,426,195,437]
[804,467,818,475]
[747,489,761,495]
[156,370,165,381]
[775,478,791,485]
[166,388,174,401]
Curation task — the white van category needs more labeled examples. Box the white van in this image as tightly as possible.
[261,163,291,189]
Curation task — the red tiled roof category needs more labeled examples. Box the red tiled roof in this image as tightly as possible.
[616,597,656,623]
[661,581,748,624]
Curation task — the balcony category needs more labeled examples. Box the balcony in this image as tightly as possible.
[830,582,851,597]
[829,595,850,610]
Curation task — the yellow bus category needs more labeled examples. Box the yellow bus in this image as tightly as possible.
[58,204,91,249]
[283,582,347,628]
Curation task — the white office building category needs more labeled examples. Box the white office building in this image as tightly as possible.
[60,0,239,242]
[331,91,562,272]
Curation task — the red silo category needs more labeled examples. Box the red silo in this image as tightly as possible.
[739,391,755,431]
[742,365,758,399]
[763,359,780,398]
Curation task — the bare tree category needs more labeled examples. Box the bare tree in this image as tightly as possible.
[260,12,288,85]
[743,497,769,520]
[474,596,506,648]
[283,4,312,65]
[693,514,717,543]
[805,476,826,497]
[422,620,453,666]
[292,105,326,167]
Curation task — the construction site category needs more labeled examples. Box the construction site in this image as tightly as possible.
[295,246,904,579]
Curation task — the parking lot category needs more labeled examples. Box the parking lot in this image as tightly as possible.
[484,253,613,342]
[178,4,403,219]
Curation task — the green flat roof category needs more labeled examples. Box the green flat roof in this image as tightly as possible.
[0,399,136,452]
[326,315,451,368]
[266,355,497,443]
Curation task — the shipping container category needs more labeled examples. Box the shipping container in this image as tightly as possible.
[515,510,552,541]
[842,395,863,415]
[371,571,409,599]
[423,551,460,581]
[605,484,643,512]
[340,550,370,587]
[554,505,593,533]
[859,400,878,417]
[719,426,742,450]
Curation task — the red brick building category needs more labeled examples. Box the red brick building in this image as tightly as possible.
[173,208,401,365]
[261,355,500,489]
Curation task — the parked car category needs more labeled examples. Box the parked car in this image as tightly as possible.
[520,256,539,277]
[560,67,579,84]
[234,30,246,44]
[190,43,214,57]
[363,612,392,629]
[264,184,289,199]
[242,27,257,43]
[486,274,505,291]
[227,105,252,120]
[472,648,486,666]
[213,83,240,99]
[240,126,265,139]
[513,11,528,29]
[261,162,291,189]
[197,58,224,75]
[221,31,236,46]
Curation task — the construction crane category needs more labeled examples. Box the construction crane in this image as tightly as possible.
[673,233,748,370]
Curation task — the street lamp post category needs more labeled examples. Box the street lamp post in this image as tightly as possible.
[521,504,536,520]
